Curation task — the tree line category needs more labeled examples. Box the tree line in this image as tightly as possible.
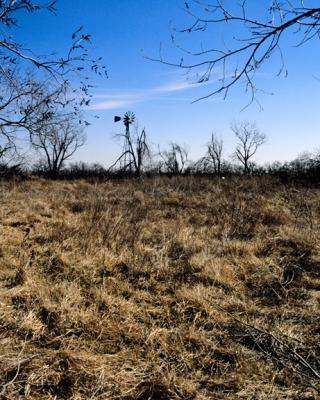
[1,101,319,183]
[19,115,318,184]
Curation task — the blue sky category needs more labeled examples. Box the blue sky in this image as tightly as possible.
[16,0,319,166]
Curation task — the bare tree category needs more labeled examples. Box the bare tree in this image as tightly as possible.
[110,121,150,178]
[153,1,320,106]
[206,132,223,176]
[31,114,85,178]
[159,143,189,175]
[0,1,105,152]
[232,121,266,175]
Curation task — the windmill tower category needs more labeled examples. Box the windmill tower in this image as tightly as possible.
[114,111,135,172]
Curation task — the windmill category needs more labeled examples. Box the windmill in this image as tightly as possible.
[114,111,135,172]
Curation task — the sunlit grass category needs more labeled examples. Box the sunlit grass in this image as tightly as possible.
[0,176,319,399]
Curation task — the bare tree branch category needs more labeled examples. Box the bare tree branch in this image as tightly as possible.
[151,1,320,105]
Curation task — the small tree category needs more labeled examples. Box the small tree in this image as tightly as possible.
[31,115,85,178]
[232,122,266,175]
[206,132,223,176]
[159,143,189,175]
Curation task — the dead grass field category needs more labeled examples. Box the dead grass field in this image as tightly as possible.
[0,176,319,399]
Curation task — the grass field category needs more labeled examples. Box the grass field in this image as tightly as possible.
[0,176,319,399]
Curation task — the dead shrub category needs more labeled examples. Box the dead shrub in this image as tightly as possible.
[208,190,262,240]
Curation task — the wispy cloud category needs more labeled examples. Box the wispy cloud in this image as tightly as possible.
[92,99,134,110]
[92,93,140,100]
[89,79,211,111]
[153,81,196,93]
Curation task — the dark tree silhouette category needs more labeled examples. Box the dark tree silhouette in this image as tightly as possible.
[159,143,189,175]
[31,113,85,178]
[154,1,320,106]
[206,132,223,176]
[232,121,266,174]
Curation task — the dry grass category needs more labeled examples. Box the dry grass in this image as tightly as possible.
[0,176,319,399]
